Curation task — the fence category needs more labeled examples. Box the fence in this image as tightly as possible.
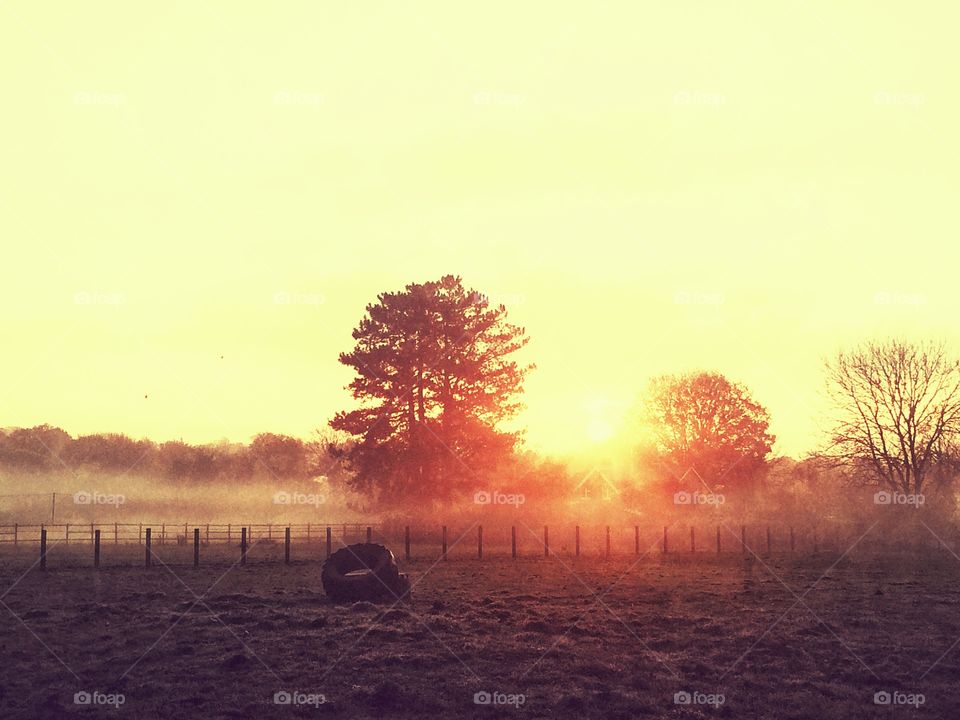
[2,520,952,571]
[0,522,377,546]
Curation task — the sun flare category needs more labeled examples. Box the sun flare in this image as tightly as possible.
[586,418,615,443]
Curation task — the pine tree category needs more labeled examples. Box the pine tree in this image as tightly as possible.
[330,275,532,501]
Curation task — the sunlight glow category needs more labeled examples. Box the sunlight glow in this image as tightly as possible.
[586,418,615,444]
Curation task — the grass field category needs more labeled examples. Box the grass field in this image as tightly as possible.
[1,543,959,719]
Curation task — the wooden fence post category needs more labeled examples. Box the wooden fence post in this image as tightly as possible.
[228,524,232,545]
[161,523,165,545]
[766,526,772,556]
[365,526,371,543]
[307,523,311,542]
[65,523,70,546]
[635,526,640,555]
[575,525,580,557]
[206,524,210,545]
[194,528,200,567]
[544,525,549,557]
[40,528,47,570]
[790,526,795,553]
[285,527,291,565]
[605,526,611,558]
[511,526,517,559]
[138,523,142,544]
[405,526,411,561]
[478,525,483,560]
[145,528,151,568]
[13,523,17,547]
[716,526,721,554]
[240,527,247,565]
[691,526,695,553]
[741,525,747,556]
[326,526,332,558]
[94,529,100,569]
[442,526,447,560]
[663,526,668,554]
[114,522,118,545]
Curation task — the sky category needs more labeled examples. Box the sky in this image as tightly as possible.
[2,1,958,460]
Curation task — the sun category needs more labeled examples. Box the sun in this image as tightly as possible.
[586,417,615,443]
[581,391,633,445]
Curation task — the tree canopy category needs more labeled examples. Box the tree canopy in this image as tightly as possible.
[330,275,531,501]
[642,371,775,491]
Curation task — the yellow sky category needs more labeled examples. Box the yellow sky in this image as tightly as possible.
[1,1,958,459]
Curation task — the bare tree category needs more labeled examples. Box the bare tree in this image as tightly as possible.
[825,339,960,495]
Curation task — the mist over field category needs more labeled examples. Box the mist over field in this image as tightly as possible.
[2,411,956,556]
[0,473,349,526]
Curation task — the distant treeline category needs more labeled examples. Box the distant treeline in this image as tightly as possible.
[0,425,575,502]
[0,425,333,483]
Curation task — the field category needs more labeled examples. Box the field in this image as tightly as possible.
[1,543,959,719]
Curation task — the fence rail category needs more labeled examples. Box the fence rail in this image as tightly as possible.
[0,522,379,546]
[2,519,956,572]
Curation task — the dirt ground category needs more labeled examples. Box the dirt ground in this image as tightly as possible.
[1,543,959,719]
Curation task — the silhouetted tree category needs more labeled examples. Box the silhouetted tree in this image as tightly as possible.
[825,339,960,495]
[65,433,153,474]
[642,371,775,491]
[331,275,531,501]
[0,425,72,471]
[306,430,352,484]
[249,433,308,480]
[214,441,256,482]
[154,441,201,481]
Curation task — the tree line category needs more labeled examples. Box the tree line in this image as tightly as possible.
[0,428,329,483]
